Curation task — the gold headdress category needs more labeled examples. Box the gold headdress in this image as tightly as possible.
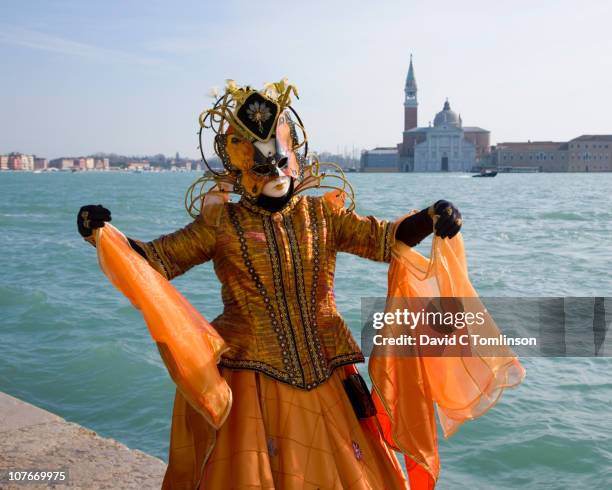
[185,79,355,218]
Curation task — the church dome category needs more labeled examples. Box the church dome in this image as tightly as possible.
[433,99,461,128]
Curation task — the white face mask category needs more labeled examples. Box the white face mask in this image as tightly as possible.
[261,175,291,198]
[253,139,277,160]
[252,137,292,198]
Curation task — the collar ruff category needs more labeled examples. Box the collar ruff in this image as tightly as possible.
[238,193,302,216]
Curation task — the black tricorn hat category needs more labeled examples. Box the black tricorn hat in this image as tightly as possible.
[233,91,280,142]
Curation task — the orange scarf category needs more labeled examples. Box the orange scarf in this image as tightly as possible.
[369,233,525,489]
[94,224,232,430]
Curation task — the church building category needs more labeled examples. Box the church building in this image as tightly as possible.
[361,56,490,172]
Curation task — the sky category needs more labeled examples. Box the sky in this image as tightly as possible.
[1,0,611,160]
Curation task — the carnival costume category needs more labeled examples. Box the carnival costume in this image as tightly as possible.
[78,79,525,489]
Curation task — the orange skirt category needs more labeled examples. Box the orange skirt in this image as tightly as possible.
[162,366,408,490]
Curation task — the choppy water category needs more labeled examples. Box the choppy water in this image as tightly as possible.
[1,172,611,489]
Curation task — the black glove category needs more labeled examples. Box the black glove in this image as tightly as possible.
[430,199,462,239]
[395,207,433,247]
[395,199,462,247]
[77,204,111,237]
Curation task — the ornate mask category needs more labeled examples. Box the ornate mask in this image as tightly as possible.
[185,79,355,218]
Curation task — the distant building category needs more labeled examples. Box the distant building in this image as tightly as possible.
[127,161,150,171]
[360,147,399,172]
[5,152,36,170]
[407,100,489,172]
[1,155,9,170]
[48,158,76,170]
[94,158,110,170]
[494,141,569,172]
[567,135,612,172]
[47,156,110,171]
[362,55,490,172]
[8,153,23,170]
[59,158,75,170]
[20,154,35,171]
[34,157,48,170]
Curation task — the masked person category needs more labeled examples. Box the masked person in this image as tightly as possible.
[77,80,464,489]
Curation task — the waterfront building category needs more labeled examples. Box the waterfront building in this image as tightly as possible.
[34,157,48,170]
[56,158,75,170]
[59,158,74,170]
[360,147,399,172]
[73,157,87,170]
[8,153,23,170]
[20,154,35,171]
[94,158,110,170]
[0,155,9,170]
[494,141,569,172]
[127,161,150,171]
[567,135,612,172]
[5,152,36,171]
[48,157,109,171]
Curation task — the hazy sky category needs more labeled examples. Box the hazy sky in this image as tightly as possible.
[1,0,611,159]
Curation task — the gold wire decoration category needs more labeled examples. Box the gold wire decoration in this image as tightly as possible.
[184,174,235,219]
[294,155,356,212]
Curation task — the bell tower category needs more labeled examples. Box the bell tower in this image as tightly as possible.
[404,54,418,130]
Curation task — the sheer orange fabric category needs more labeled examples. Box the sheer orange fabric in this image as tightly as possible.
[94,223,232,430]
[369,231,526,489]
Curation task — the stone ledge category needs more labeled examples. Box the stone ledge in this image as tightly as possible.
[0,392,166,489]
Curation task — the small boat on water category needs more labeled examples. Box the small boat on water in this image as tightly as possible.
[473,168,497,178]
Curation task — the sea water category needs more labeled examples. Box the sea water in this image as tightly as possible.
[1,172,611,489]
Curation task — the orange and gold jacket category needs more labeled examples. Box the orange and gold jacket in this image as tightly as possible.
[132,194,398,390]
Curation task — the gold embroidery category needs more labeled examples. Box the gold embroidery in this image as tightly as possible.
[283,209,327,385]
[261,211,305,386]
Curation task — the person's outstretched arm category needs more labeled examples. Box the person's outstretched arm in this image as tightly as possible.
[321,198,462,263]
[77,204,216,280]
